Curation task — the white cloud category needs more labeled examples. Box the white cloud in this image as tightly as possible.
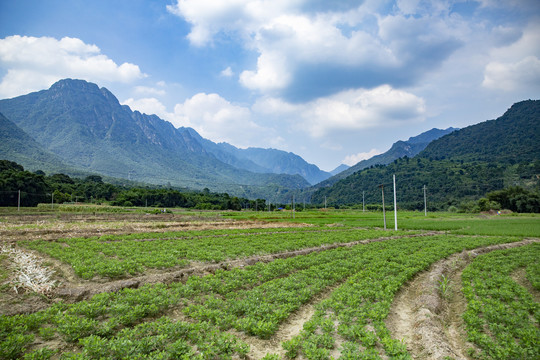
[300,85,426,138]
[482,21,540,91]
[252,85,426,141]
[342,149,382,166]
[171,92,274,147]
[168,0,464,98]
[220,66,234,77]
[483,56,540,91]
[122,97,169,118]
[0,35,145,98]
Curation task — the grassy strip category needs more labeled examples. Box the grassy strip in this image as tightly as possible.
[229,210,540,237]
[461,243,540,359]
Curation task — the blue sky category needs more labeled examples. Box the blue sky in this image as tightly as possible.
[1,0,539,171]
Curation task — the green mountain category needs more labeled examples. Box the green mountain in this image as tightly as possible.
[0,79,309,198]
[312,100,540,210]
[0,112,74,174]
[317,127,457,189]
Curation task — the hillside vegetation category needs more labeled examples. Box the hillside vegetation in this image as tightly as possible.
[312,100,540,211]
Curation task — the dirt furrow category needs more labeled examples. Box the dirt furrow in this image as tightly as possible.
[386,238,539,360]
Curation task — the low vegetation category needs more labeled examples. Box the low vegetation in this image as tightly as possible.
[0,208,538,359]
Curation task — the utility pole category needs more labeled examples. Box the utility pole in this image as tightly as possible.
[423,185,427,216]
[18,190,20,212]
[51,192,54,210]
[362,191,365,213]
[393,174,398,231]
[380,184,386,230]
[292,195,295,219]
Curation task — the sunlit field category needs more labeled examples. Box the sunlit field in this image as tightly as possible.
[1,207,538,359]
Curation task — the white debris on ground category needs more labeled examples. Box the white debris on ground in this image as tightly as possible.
[0,245,56,294]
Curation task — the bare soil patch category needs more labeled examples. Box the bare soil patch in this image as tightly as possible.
[386,239,539,360]
[0,212,309,243]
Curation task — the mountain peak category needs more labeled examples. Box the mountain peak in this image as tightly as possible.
[50,78,100,93]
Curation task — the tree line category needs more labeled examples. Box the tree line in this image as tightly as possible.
[0,160,267,210]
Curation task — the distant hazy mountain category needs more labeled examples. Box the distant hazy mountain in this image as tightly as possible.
[315,127,457,188]
[0,79,309,197]
[330,164,350,176]
[179,127,332,185]
[312,100,540,209]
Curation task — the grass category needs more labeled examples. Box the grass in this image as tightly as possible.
[228,209,540,237]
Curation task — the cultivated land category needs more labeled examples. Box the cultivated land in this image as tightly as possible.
[1,206,539,359]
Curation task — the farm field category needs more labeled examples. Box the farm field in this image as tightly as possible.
[1,207,539,359]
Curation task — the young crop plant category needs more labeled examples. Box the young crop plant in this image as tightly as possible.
[20,227,413,279]
[1,233,526,359]
[462,243,539,360]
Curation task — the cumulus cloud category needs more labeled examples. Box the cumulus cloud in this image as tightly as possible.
[482,21,540,91]
[122,97,169,118]
[342,149,383,166]
[168,0,464,100]
[483,56,540,91]
[0,35,145,98]
[300,85,426,138]
[172,93,276,147]
[253,85,426,138]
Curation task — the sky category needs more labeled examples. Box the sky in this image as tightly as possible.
[0,0,539,172]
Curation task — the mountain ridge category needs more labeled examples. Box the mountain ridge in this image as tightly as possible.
[313,126,457,189]
[0,79,311,199]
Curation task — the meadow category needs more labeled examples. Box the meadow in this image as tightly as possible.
[0,207,538,359]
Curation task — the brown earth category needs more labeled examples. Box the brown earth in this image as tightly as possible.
[386,238,539,360]
[0,211,310,242]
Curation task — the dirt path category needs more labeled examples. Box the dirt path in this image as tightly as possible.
[386,238,539,360]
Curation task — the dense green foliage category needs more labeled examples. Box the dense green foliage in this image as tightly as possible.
[315,127,456,189]
[462,243,539,359]
[480,186,540,213]
[420,100,540,164]
[0,160,268,210]
[313,100,540,211]
[0,160,49,206]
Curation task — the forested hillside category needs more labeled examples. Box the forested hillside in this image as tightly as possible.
[312,100,540,211]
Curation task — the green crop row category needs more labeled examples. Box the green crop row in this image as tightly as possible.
[1,235,527,359]
[462,243,540,359]
[21,228,414,279]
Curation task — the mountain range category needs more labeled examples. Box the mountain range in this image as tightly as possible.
[2,78,535,207]
[0,79,333,199]
[314,127,457,189]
